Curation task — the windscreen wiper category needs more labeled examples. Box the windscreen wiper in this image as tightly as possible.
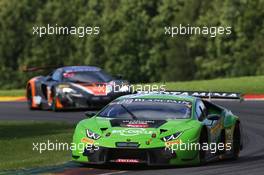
[120,104,138,120]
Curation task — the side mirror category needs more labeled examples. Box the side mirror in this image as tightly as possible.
[207,114,221,121]
[85,111,96,118]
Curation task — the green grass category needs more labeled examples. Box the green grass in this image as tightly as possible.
[0,121,75,171]
[0,89,25,97]
[151,76,264,94]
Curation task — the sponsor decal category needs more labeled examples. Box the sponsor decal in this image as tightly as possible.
[115,98,192,105]
[137,91,241,99]
[81,137,95,144]
[111,128,154,136]
[126,123,149,128]
[113,159,140,163]
[110,119,166,128]
[123,120,151,128]
[165,139,182,147]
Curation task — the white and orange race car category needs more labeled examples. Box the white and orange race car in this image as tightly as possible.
[26,66,130,111]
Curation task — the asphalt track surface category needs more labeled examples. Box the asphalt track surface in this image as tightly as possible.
[0,101,264,175]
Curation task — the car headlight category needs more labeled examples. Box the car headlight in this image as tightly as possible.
[162,132,182,142]
[86,129,101,140]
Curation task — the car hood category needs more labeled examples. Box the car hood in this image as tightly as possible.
[80,117,195,139]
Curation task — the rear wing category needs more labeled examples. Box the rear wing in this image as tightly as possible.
[21,65,63,72]
[136,91,242,101]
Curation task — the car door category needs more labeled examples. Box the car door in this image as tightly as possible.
[196,100,222,143]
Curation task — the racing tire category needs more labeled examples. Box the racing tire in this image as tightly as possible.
[199,128,208,165]
[231,123,241,160]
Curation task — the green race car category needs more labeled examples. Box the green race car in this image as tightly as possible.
[72,93,243,165]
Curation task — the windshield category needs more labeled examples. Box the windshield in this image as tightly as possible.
[98,98,192,120]
[63,70,113,83]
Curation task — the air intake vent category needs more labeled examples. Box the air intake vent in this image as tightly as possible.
[100,128,108,132]
[160,129,168,134]
[116,142,140,148]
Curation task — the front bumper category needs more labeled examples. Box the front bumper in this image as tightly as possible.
[72,146,199,166]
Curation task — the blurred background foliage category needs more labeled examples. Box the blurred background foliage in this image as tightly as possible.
[0,0,263,89]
